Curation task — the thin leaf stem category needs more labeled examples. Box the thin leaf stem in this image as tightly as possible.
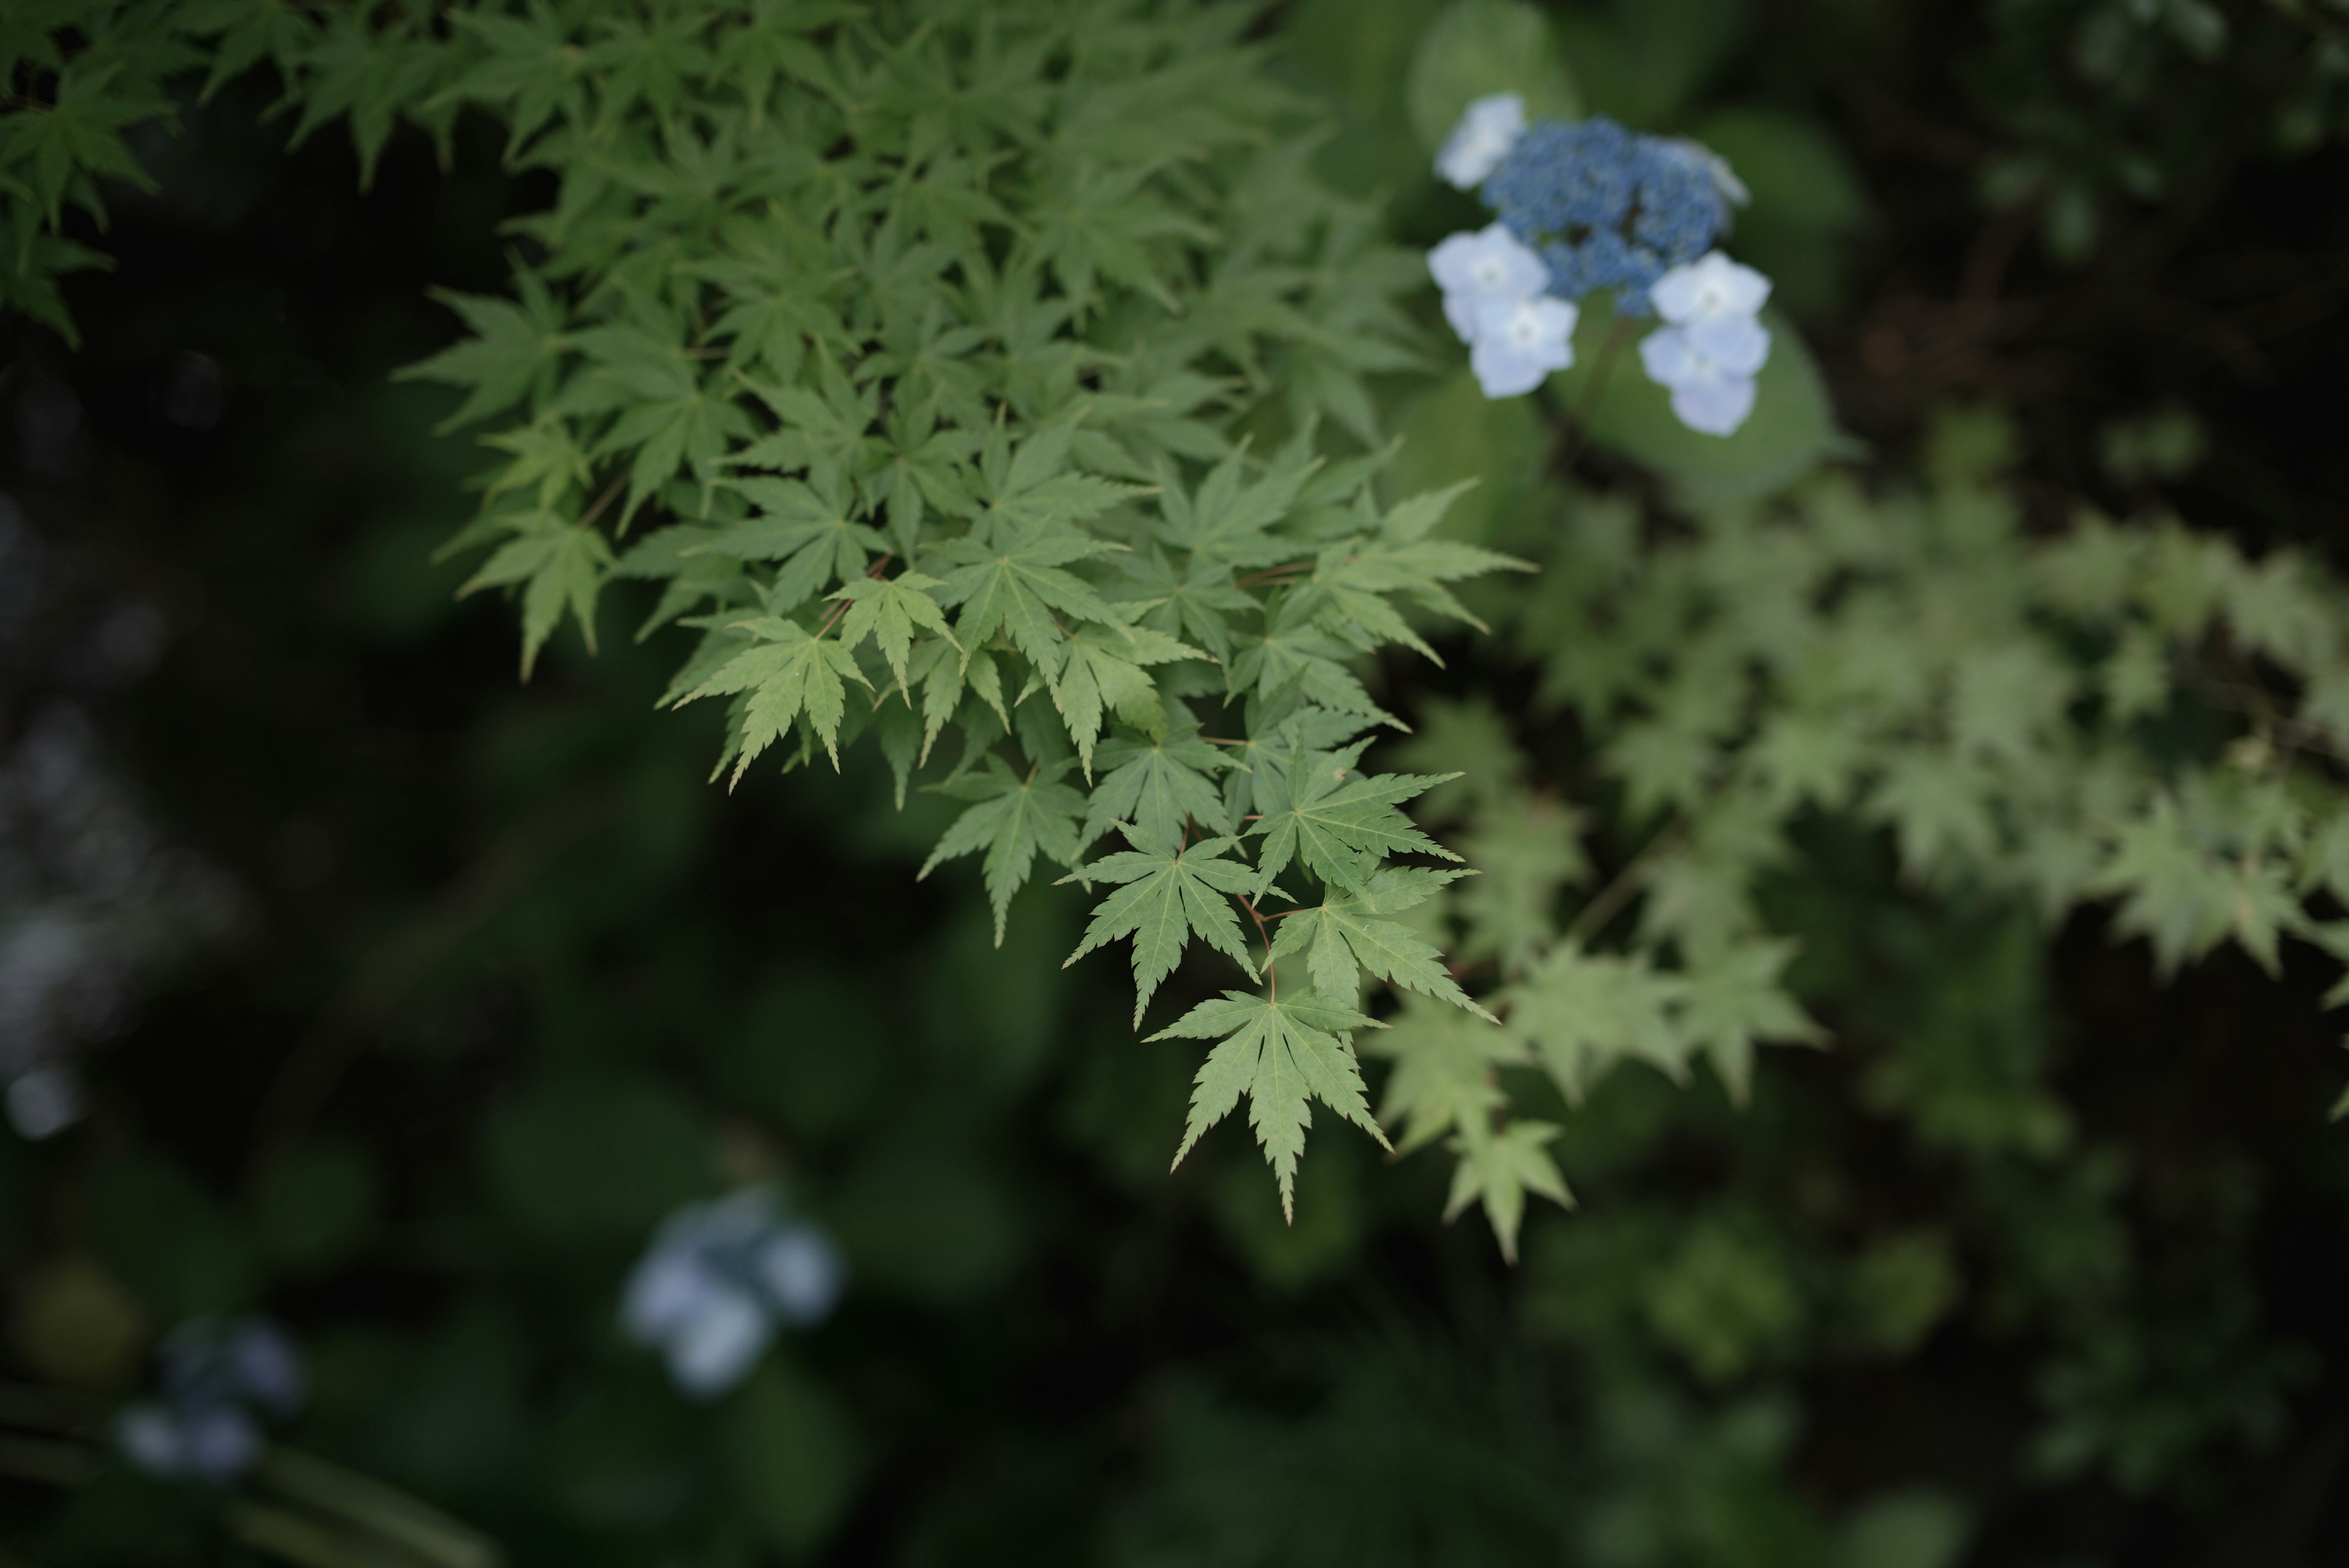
[1559,811,1691,950]
[576,473,628,532]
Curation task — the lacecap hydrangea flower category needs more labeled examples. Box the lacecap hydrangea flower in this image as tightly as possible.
[1425,99,1773,434]
[117,1317,303,1484]
[622,1186,846,1399]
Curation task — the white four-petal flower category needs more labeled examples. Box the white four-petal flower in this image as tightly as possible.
[1638,327,1761,436]
[1435,92,1527,189]
[1469,294,1579,399]
[1428,223,1550,342]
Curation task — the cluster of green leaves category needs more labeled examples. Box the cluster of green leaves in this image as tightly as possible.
[0,0,1535,1208]
[0,1,178,340]
[1360,401,2349,1254]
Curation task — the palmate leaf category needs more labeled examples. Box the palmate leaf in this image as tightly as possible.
[698,472,886,613]
[1444,1120,1572,1265]
[1154,439,1320,570]
[1361,993,1523,1154]
[1268,868,1491,1018]
[455,508,614,679]
[396,269,570,430]
[919,756,1085,944]
[1677,940,1824,1104]
[1082,720,1232,850]
[927,518,1123,670]
[1062,831,1261,1027]
[1048,619,1205,777]
[1152,987,1390,1221]
[829,571,954,693]
[1502,948,1694,1102]
[1251,740,1460,895]
[973,417,1157,535]
[570,322,759,524]
[674,615,869,781]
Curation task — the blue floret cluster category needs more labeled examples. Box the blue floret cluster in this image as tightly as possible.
[1481,116,1727,313]
[1427,95,1773,433]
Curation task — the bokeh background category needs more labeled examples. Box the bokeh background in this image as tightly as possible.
[7,1,2349,1563]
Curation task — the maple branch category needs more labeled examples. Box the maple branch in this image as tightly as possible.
[1234,560,1316,588]
[576,473,629,532]
[1238,894,1277,995]
[1560,811,1691,950]
[809,554,897,640]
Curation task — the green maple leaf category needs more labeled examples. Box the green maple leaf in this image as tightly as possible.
[571,323,755,522]
[1048,619,1204,777]
[14,58,163,229]
[973,417,1155,535]
[828,571,954,693]
[1445,1121,1572,1265]
[436,8,590,155]
[919,755,1085,943]
[1360,993,1522,1153]
[867,409,982,549]
[1502,948,1693,1102]
[1250,740,1459,895]
[674,615,868,781]
[1389,696,1526,826]
[1082,721,1232,851]
[1455,793,1589,976]
[1232,601,1402,725]
[456,509,614,678]
[394,269,570,430]
[1269,871,1491,1019]
[2089,798,2231,977]
[927,518,1122,669]
[1746,712,1868,812]
[1286,484,1530,655]
[1152,987,1390,1221]
[699,472,887,612]
[1031,162,1212,310]
[733,363,880,478]
[1063,831,1261,1027]
[1677,940,1824,1104]
[1154,441,1318,570]
[1114,546,1256,661]
[1865,749,2000,882]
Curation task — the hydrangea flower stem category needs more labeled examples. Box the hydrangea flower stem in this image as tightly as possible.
[1552,317,1638,473]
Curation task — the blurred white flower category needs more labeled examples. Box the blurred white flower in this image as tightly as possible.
[1649,251,1773,364]
[1639,326,1762,436]
[1435,93,1526,189]
[622,1187,847,1398]
[1427,223,1550,342]
[1469,294,1579,398]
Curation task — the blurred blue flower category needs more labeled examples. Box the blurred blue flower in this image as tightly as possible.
[117,1317,302,1484]
[1468,294,1579,398]
[1427,223,1549,342]
[1435,93,1526,190]
[623,1187,846,1399]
